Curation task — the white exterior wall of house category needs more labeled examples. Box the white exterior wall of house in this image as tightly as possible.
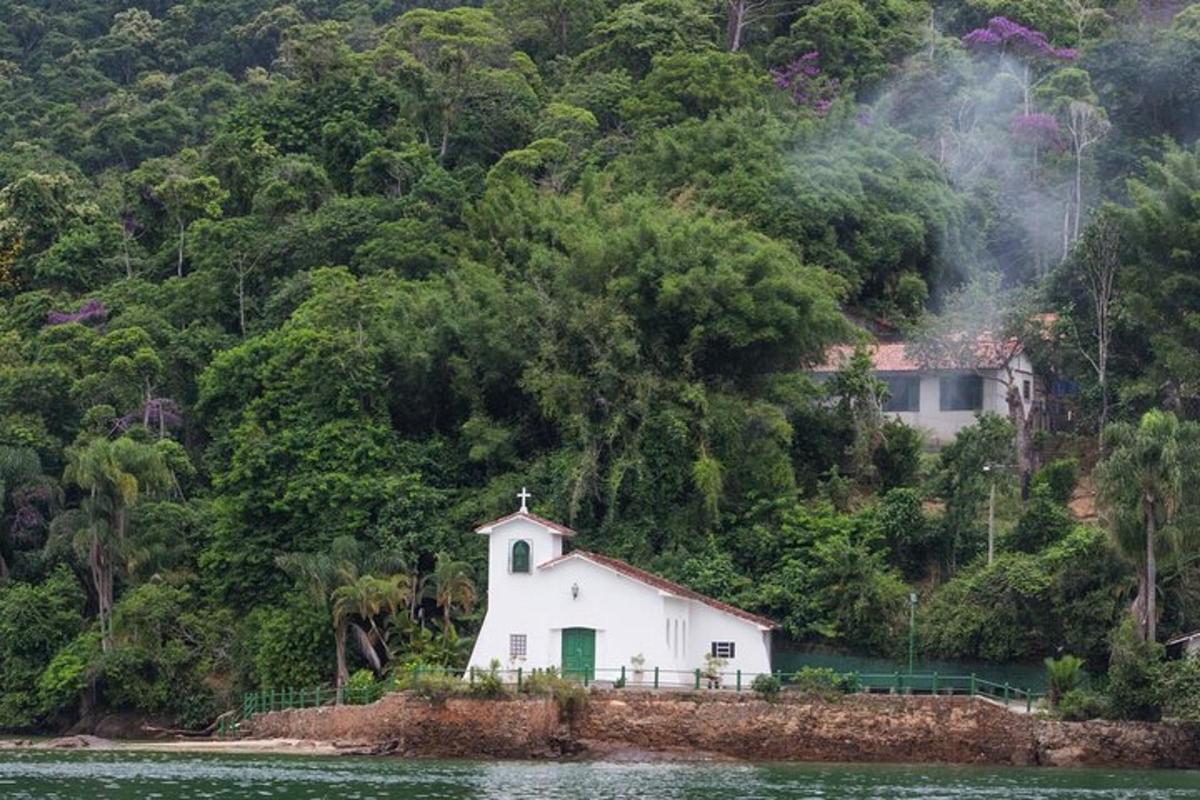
[467,515,773,684]
[885,353,1038,447]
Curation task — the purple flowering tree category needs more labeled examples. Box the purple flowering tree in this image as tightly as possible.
[770,52,840,117]
[1011,112,1062,148]
[46,299,108,327]
[1011,111,1064,171]
[962,17,1076,115]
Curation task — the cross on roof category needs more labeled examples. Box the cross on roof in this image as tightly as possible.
[517,487,531,513]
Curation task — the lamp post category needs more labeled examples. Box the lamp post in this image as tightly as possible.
[907,592,918,674]
[983,464,997,565]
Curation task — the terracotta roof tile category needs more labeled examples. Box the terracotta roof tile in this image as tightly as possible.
[812,338,1022,373]
[539,550,776,630]
[475,511,577,537]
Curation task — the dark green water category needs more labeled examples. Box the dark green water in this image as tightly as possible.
[2,753,1200,796]
[2,752,1200,799]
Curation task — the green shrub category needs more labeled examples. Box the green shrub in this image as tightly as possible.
[789,666,855,698]
[875,418,924,491]
[468,659,509,699]
[877,487,935,580]
[1057,688,1109,721]
[1105,617,1163,721]
[346,669,377,704]
[245,595,331,691]
[751,673,781,700]
[1009,484,1074,552]
[405,671,464,703]
[36,631,100,721]
[1032,459,1078,505]
[1153,656,1200,721]
[1044,654,1085,705]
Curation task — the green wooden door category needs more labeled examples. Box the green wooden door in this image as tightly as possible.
[561,627,595,682]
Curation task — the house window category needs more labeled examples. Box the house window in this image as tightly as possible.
[711,641,736,659]
[509,634,527,659]
[939,375,983,411]
[1022,379,1031,401]
[510,540,530,573]
[882,375,920,412]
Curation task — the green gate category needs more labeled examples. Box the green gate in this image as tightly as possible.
[561,627,595,683]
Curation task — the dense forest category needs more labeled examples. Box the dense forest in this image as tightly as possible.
[2,0,1200,730]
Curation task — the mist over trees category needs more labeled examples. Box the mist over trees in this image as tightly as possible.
[1,0,1200,730]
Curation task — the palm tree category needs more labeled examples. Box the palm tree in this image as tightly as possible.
[1097,410,1200,643]
[422,552,477,632]
[332,570,410,681]
[1044,654,1085,706]
[277,537,409,692]
[60,437,170,651]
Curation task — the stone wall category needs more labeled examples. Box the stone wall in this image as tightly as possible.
[579,692,1200,768]
[241,692,566,758]
[577,693,1032,764]
[240,690,1200,767]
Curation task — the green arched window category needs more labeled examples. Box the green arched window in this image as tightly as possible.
[511,540,531,573]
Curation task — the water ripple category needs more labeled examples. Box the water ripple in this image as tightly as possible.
[2,752,1199,800]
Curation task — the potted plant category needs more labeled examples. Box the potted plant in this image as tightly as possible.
[704,653,727,689]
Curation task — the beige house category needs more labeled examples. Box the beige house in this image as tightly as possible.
[814,338,1040,447]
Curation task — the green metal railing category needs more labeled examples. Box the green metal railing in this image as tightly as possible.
[221,666,1042,734]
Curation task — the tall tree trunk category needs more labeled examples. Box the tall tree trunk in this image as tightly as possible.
[1073,146,1084,242]
[143,379,152,427]
[334,623,349,695]
[439,119,450,163]
[177,222,186,278]
[1022,64,1031,115]
[1146,504,1157,643]
[1098,371,1108,444]
[726,0,746,51]
[1007,381,1035,499]
[1062,202,1071,262]
[92,533,112,653]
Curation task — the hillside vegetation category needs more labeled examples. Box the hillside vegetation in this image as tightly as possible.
[1,0,1200,729]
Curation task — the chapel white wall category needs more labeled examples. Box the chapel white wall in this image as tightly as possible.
[468,526,772,684]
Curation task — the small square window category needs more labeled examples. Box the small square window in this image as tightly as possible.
[939,375,983,411]
[882,375,920,412]
[509,634,527,659]
[711,641,735,659]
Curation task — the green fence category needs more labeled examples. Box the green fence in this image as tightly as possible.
[773,645,1049,692]
[221,666,1042,735]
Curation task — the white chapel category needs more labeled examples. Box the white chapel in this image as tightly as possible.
[467,489,775,683]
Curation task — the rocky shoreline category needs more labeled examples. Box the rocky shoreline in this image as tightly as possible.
[231,691,1200,769]
[6,692,1198,768]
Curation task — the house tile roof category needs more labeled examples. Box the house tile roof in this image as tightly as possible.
[539,550,776,630]
[1166,630,1200,647]
[812,338,1022,373]
[474,510,577,537]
